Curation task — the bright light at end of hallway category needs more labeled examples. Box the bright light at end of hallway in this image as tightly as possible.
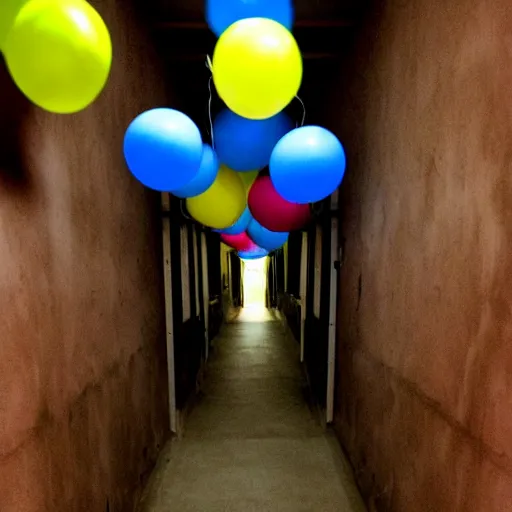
[241,256,270,322]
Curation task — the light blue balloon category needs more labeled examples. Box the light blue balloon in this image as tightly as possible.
[124,108,203,192]
[206,0,294,37]
[214,109,293,172]
[215,207,252,235]
[270,126,346,204]
[247,219,288,251]
[172,144,219,198]
[239,247,268,260]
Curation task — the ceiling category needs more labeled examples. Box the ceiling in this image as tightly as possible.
[142,0,368,128]
[149,0,364,23]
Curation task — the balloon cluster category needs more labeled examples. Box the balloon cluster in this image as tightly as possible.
[123,0,347,261]
[1,0,112,114]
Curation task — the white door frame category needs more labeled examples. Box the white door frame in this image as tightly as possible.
[228,252,233,305]
[313,225,322,319]
[299,232,308,362]
[161,193,177,434]
[192,226,200,317]
[326,190,339,424]
[200,232,210,360]
[180,225,191,322]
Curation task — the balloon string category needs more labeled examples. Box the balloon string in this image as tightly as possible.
[208,76,215,149]
[295,95,306,127]
[180,199,194,222]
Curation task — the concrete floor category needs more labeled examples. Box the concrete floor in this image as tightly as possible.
[139,307,365,512]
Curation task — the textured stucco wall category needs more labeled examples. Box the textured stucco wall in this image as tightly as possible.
[0,1,170,510]
[325,0,512,510]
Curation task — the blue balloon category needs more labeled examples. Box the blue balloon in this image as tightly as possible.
[124,108,203,192]
[247,219,288,251]
[172,144,219,198]
[239,247,268,260]
[270,126,346,204]
[215,207,252,235]
[214,109,293,172]
[206,0,294,37]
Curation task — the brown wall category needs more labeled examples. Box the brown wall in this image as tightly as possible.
[325,0,512,510]
[0,1,170,510]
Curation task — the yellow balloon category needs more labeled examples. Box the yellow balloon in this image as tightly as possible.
[4,0,112,114]
[239,170,259,197]
[0,0,30,50]
[187,165,246,229]
[212,18,302,120]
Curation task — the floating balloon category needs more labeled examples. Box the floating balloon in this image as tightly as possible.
[270,126,346,204]
[124,108,203,192]
[214,109,293,171]
[248,176,310,232]
[221,232,256,252]
[0,0,29,50]
[239,247,268,260]
[206,0,293,38]
[4,0,112,113]
[187,165,246,229]
[212,18,302,120]
[172,144,219,198]
[216,207,252,235]
[248,219,288,252]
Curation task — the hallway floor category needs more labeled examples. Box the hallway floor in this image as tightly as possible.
[139,307,365,511]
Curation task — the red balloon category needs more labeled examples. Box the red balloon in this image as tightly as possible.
[220,232,257,252]
[248,176,311,232]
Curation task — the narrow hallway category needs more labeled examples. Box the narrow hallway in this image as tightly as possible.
[139,307,364,511]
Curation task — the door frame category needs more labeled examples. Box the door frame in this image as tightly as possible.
[161,193,177,434]
[192,226,201,320]
[200,232,210,361]
[326,190,339,424]
[299,231,308,362]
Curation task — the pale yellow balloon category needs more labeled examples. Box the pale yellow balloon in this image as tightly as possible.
[187,165,246,229]
[212,18,302,120]
[0,0,29,50]
[4,0,112,114]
